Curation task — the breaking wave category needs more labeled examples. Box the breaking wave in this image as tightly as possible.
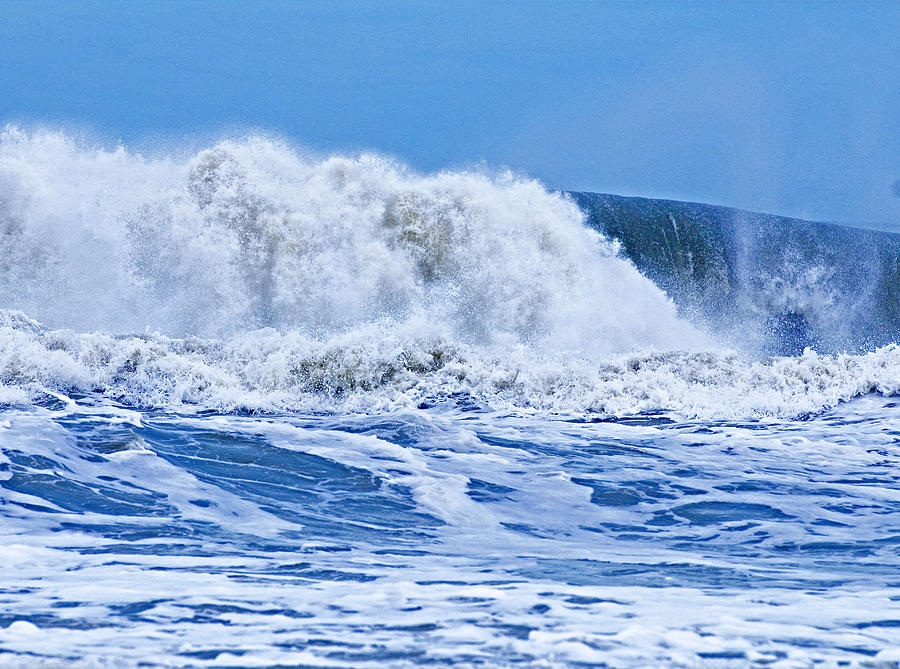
[0,127,897,418]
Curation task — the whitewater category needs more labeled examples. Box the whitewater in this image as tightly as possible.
[1,128,899,668]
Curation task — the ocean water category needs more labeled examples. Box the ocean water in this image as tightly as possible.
[1,129,899,668]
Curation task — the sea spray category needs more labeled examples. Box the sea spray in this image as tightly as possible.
[0,127,697,353]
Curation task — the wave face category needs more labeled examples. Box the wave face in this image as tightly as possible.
[0,127,898,418]
[571,192,900,356]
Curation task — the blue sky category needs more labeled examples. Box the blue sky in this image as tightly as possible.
[1,0,898,227]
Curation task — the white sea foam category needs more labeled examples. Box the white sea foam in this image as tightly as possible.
[0,127,898,418]
[0,310,897,418]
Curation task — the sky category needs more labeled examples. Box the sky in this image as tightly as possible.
[0,0,898,228]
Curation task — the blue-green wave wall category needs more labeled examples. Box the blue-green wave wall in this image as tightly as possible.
[568,192,900,354]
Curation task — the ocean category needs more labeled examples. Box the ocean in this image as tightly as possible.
[1,128,899,668]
